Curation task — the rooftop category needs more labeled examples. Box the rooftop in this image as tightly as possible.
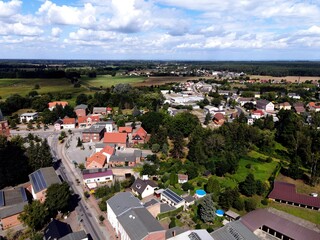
[0,187,28,207]
[107,192,142,217]
[168,229,213,240]
[268,181,320,208]
[83,124,105,133]
[29,167,61,194]
[59,231,88,240]
[131,178,158,195]
[104,132,127,144]
[82,168,113,180]
[162,188,184,205]
[74,104,88,110]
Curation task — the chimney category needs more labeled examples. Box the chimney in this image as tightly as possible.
[172,230,176,237]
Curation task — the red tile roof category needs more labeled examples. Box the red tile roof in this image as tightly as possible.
[62,117,76,125]
[87,115,100,122]
[78,116,88,124]
[101,145,115,155]
[103,132,127,144]
[214,113,225,121]
[178,174,188,180]
[48,101,68,108]
[133,127,147,139]
[118,126,133,133]
[268,181,320,208]
[86,152,106,168]
[252,110,264,115]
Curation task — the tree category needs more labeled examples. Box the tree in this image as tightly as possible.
[205,177,220,201]
[245,198,257,212]
[219,188,240,210]
[45,182,72,215]
[287,158,303,179]
[170,132,185,159]
[199,195,216,222]
[233,198,244,211]
[169,218,176,228]
[19,200,49,231]
[151,143,160,153]
[141,163,157,176]
[27,121,33,130]
[239,173,257,196]
[169,173,178,185]
[76,93,88,105]
[181,182,194,191]
[204,112,212,125]
[256,180,267,196]
[161,143,168,155]
[76,137,83,147]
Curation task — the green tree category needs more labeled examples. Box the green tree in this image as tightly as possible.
[27,121,33,130]
[76,93,88,105]
[169,173,178,185]
[151,143,160,153]
[161,143,168,155]
[77,137,83,147]
[170,132,185,159]
[204,112,212,125]
[205,177,220,201]
[287,158,303,179]
[19,200,49,231]
[141,163,157,176]
[45,182,72,215]
[239,173,257,196]
[199,195,216,222]
[181,182,194,191]
[233,197,244,211]
[245,198,257,212]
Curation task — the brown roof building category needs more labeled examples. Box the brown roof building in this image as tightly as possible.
[268,181,320,210]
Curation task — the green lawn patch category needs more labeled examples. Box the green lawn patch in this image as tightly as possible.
[81,75,146,88]
[169,186,185,196]
[269,201,320,225]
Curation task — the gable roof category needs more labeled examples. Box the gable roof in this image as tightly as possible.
[240,208,320,240]
[252,110,264,115]
[74,104,88,110]
[29,167,61,194]
[82,168,113,180]
[86,152,106,168]
[107,192,142,217]
[268,181,320,208]
[214,113,225,121]
[178,174,188,181]
[78,116,88,124]
[83,124,105,133]
[93,107,106,113]
[100,145,115,156]
[117,207,164,240]
[162,188,184,205]
[118,126,133,133]
[132,127,147,140]
[44,219,71,240]
[87,115,100,122]
[48,101,68,108]
[62,117,76,125]
[59,231,88,240]
[0,187,28,207]
[0,202,28,218]
[103,132,127,144]
[256,99,271,106]
[169,230,213,240]
[210,220,259,240]
[131,178,158,195]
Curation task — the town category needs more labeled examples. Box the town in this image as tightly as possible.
[0,60,320,240]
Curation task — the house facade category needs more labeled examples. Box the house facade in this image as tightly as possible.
[54,119,63,131]
[82,125,106,142]
[131,178,158,198]
[178,174,188,184]
[132,127,148,144]
[20,112,38,122]
[86,152,106,169]
[256,99,274,111]
[0,113,10,137]
[61,117,76,129]
[82,169,113,185]
[74,104,88,117]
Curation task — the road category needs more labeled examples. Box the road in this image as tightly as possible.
[12,129,113,240]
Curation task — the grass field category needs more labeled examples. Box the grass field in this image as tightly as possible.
[269,201,320,225]
[81,75,147,88]
[250,75,320,82]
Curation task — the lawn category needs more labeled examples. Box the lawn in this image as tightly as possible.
[268,201,320,225]
[81,75,147,88]
[230,155,279,183]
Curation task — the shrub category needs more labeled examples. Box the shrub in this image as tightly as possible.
[233,198,244,211]
[261,198,268,206]
[99,215,105,222]
[245,198,257,212]
[169,218,176,228]
[266,157,273,163]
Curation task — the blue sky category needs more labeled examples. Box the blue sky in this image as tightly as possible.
[1,0,320,60]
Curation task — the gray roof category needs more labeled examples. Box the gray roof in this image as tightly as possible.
[210,220,259,240]
[160,203,175,213]
[109,154,136,162]
[165,227,187,239]
[59,231,88,240]
[74,104,88,110]
[131,178,158,195]
[83,124,105,133]
[107,192,142,217]
[183,195,195,203]
[144,199,159,208]
[0,202,27,218]
[225,210,240,219]
[95,143,106,149]
[29,167,61,194]
[117,207,164,240]
[93,107,106,112]
[168,230,214,240]
[0,187,28,207]
[20,112,38,117]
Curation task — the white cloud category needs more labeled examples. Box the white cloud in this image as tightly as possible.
[0,0,21,17]
[0,22,43,36]
[51,27,62,38]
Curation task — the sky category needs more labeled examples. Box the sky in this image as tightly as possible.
[1,0,320,60]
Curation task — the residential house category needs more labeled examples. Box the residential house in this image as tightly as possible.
[86,152,106,169]
[82,168,113,189]
[74,104,88,117]
[105,120,115,133]
[293,103,306,114]
[251,110,264,119]
[54,119,63,131]
[20,112,38,122]
[160,189,185,209]
[93,107,107,115]
[29,167,61,202]
[104,132,128,148]
[87,115,100,126]
[118,126,133,134]
[48,101,68,111]
[131,178,158,198]
[0,187,28,230]
[0,109,10,137]
[256,99,274,111]
[214,113,225,125]
[168,230,214,240]
[308,102,320,112]
[132,127,148,144]
[144,199,175,218]
[106,107,113,114]
[183,195,195,208]
[82,125,106,142]
[225,210,240,221]
[44,219,88,240]
[100,145,115,163]
[109,154,136,167]
[236,97,256,106]
[278,102,292,110]
[288,93,301,99]
[177,174,188,184]
[78,116,88,128]
[61,117,76,129]
[107,192,165,240]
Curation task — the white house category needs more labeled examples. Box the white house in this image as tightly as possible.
[160,188,185,209]
[178,174,188,184]
[82,169,113,187]
[256,99,274,111]
[20,112,38,122]
[131,178,158,199]
[61,117,76,129]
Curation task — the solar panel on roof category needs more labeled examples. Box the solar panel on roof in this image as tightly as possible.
[0,191,4,206]
[20,188,28,202]
[163,189,183,204]
[31,170,47,193]
[188,232,201,240]
[31,173,41,193]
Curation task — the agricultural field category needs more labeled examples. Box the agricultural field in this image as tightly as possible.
[81,75,147,88]
[250,75,320,82]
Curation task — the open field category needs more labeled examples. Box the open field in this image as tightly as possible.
[81,75,147,88]
[268,201,320,225]
[0,78,86,99]
[250,75,320,82]
[133,76,201,86]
